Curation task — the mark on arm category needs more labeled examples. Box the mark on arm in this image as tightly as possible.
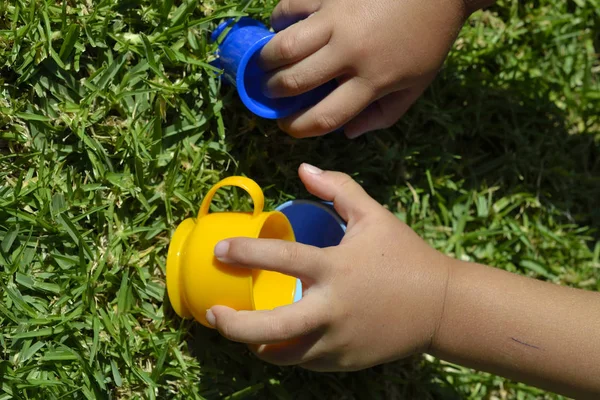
[511,337,541,350]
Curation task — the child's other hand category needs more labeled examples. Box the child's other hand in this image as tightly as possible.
[207,163,452,371]
[259,0,468,139]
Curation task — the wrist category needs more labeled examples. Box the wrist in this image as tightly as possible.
[427,258,492,357]
[463,0,496,15]
[424,254,457,355]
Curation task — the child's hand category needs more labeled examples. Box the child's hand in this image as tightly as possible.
[259,0,469,138]
[207,163,452,371]
[207,165,600,397]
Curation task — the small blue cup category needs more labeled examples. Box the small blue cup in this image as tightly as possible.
[275,200,347,302]
[211,17,337,119]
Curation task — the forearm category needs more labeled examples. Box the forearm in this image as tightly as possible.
[430,259,600,398]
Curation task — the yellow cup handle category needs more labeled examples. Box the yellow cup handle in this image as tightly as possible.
[198,176,265,218]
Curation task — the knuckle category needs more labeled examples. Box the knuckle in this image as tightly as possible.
[301,313,319,335]
[355,76,378,99]
[279,72,303,93]
[313,112,340,133]
[266,316,288,339]
[279,243,301,266]
[336,173,355,190]
[293,311,316,336]
[277,33,297,61]
[278,0,291,17]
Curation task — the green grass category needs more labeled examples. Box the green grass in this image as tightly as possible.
[0,0,598,398]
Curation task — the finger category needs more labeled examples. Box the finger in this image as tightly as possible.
[214,237,326,282]
[344,80,431,139]
[209,295,327,344]
[260,13,332,71]
[270,0,322,32]
[297,163,380,223]
[249,330,325,365]
[278,76,378,138]
[264,46,342,98]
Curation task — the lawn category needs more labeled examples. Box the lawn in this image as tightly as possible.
[0,0,599,398]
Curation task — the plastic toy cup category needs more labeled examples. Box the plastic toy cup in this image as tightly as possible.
[275,200,347,302]
[210,17,337,119]
[166,176,298,328]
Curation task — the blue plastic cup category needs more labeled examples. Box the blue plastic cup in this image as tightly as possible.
[210,17,337,119]
[275,200,347,302]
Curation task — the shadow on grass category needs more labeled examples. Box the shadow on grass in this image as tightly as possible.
[180,66,599,399]
[221,66,600,236]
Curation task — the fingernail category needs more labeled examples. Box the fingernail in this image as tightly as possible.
[303,163,323,175]
[214,240,232,263]
[206,309,216,327]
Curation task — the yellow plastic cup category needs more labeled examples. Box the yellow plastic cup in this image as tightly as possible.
[166,176,297,328]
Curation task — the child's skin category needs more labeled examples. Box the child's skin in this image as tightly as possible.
[258,0,495,138]
[207,0,600,397]
[208,164,600,399]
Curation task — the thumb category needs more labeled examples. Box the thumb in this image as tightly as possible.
[298,163,379,222]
